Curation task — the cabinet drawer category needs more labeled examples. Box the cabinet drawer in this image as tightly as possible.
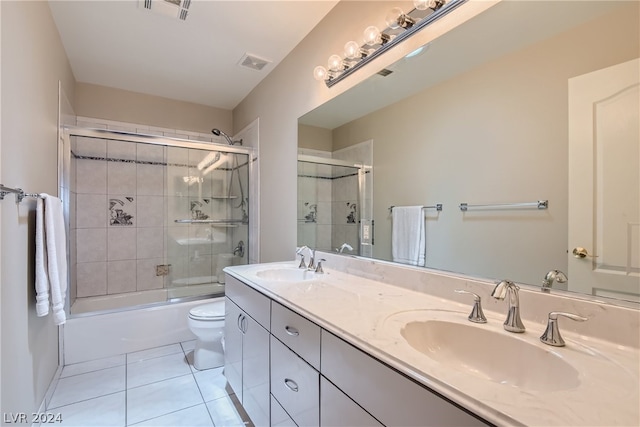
[271,302,321,369]
[271,395,297,427]
[225,274,270,330]
[271,335,319,427]
[320,377,383,427]
[321,331,487,427]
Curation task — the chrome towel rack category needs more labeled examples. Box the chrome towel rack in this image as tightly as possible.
[389,204,443,213]
[0,184,41,203]
[459,200,548,211]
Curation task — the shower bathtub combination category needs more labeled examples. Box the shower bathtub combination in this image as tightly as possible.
[59,125,257,363]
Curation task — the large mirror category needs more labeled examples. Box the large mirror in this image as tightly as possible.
[298,1,640,302]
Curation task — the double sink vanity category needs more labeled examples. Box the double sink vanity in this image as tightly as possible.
[223,251,640,426]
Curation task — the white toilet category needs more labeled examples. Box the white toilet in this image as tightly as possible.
[187,300,225,370]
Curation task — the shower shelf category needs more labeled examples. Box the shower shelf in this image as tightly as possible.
[174,219,247,225]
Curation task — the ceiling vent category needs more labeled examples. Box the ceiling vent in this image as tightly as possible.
[238,53,272,72]
[141,0,191,21]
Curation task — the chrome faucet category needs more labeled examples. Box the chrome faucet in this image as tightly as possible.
[296,246,316,270]
[336,243,353,253]
[540,311,587,347]
[233,240,244,258]
[541,269,567,293]
[491,280,525,333]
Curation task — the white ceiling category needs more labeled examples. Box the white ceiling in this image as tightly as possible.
[48,0,338,110]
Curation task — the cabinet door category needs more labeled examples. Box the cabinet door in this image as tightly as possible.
[320,377,383,427]
[271,336,319,427]
[224,297,243,398]
[321,331,487,427]
[243,313,270,426]
[271,395,297,427]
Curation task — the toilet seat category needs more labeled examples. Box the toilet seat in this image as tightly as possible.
[189,301,225,321]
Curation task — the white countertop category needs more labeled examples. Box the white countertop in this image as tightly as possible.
[225,261,640,427]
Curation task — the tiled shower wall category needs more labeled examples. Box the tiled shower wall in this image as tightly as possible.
[297,141,373,255]
[69,117,244,305]
[71,136,168,298]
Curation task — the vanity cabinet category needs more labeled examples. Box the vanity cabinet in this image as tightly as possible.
[270,335,320,426]
[224,276,270,426]
[320,377,383,427]
[321,330,485,427]
[225,274,489,427]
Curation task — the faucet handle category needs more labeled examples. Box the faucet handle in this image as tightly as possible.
[298,254,306,269]
[540,311,588,347]
[455,290,487,324]
[315,259,326,274]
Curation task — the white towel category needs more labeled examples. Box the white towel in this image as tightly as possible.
[35,194,68,325]
[392,206,425,267]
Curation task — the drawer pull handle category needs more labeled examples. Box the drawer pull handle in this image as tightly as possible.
[284,378,299,392]
[284,326,300,336]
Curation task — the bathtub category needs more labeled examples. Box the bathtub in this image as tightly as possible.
[63,297,224,365]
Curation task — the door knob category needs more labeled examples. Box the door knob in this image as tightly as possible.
[572,247,597,258]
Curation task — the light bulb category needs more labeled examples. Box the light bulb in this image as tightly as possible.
[363,25,381,46]
[328,54,344,72]
[413,0,429,10]
[385,7,414,29]
[344,41,361,60]
[313,65,328,81]
[414,0,446,11]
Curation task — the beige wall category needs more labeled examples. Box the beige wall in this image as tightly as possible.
[329,3,638,284]
[298,124,333,152]
[75,82,232,134]
[1,0,76,414]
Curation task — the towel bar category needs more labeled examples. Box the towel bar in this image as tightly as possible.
[389,204,443,213]
[459,200,548,211]
[0,184,41,203]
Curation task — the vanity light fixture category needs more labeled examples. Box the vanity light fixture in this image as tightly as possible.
[313,0,467,87]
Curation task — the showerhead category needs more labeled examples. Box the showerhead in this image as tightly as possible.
[211,128,242,146]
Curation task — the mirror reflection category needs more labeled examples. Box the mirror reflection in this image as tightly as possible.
[298,1,639,302]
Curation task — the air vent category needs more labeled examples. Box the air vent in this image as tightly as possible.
[377,68,393,77]
[140,0,191,21]
[238,53,272,72]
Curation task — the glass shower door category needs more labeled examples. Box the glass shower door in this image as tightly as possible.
[165,146,249,300]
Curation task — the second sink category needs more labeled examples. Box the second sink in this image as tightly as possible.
[400,318,580,392]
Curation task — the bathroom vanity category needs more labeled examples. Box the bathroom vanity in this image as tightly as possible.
[224,252,640,426]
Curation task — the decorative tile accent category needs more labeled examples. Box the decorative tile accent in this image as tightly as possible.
[346,202,357,224]
[108,197,135,226]
[303,202,317,223]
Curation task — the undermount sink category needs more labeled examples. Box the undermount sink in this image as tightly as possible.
[401,319,580,392]
[255,268,320,282]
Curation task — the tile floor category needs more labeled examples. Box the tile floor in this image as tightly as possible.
[47,340,253,427]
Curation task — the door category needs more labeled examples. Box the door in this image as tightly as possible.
[568,58,640,300]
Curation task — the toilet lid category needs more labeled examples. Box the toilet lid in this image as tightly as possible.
[189,301,225,321]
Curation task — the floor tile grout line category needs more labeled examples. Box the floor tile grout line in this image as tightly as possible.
[124,357,128,427]
[182,341,217,426]
[46,390,125,412]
